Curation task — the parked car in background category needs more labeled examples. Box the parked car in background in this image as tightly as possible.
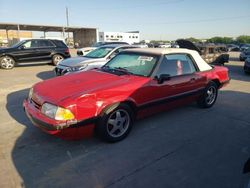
[153,43,171,48]
[176,39,229,65]
[24,48,229,142]
[240,44,250,52]
[76,41,129,56]
[240,48,250,61]
[132,42,148,48]
[55,44,138,76]
[158,43,171,48]
[227,44,240,52]
[0,39,70,69]
[244,57,250,74]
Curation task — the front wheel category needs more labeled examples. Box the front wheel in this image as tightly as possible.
[52,54,64,66]
[197,81,218,108]
[0,56,15,70]
[96,103,134,142]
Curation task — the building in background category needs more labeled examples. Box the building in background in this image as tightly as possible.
[98,31,140,44]
[0,30,33,47]
[0,23,98,48]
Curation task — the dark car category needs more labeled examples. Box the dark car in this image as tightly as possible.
[240,48,250,61]
[244,57,250,74]
[0,39,70,70]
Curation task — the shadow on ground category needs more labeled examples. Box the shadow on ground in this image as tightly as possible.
[225,63,250,82]
[6,87,250,188]
[36,70,55,80]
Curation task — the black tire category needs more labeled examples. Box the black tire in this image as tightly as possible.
[0,56,15,70]
[244,70,250,75]
[96,103,134,142]
[52,54,64,66]
[197,81,218,108]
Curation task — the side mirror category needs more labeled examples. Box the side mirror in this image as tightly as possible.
[19,45,25,50]
[155,74,171,84]
[108,53,116,60]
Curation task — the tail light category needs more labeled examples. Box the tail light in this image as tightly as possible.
[65,48,70,54]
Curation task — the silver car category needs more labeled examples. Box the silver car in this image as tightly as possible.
[55,44,139,76]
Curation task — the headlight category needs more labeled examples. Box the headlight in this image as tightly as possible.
[41,103,75,121]
[70,64,88,72]
[29,87,33,99]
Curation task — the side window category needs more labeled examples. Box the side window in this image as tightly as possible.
[22,41,31,48]
[109,48,126,59]
[156,54,196,76]
[38,40,54,47]
[31,40,39,48]
[208,48,214,54]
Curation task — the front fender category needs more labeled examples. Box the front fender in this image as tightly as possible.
[95,96,138,116]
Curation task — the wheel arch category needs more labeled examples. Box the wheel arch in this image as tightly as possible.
[52,52,66,58]
[98,99,138,118]
[0,54,17,62]
[211,79,221,88]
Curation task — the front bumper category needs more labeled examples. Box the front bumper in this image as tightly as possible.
[54,65,70,76]
[23,99,96,139]
[244,64,250,73]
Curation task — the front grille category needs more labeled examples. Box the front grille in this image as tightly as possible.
[77,51,83,56]
[55,67,63,76]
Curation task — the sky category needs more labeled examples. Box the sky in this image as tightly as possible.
[0,0,249,40]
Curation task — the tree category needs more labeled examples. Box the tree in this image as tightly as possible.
[236,35,250,44]
[207,37,233,44]
[185,37,201,43]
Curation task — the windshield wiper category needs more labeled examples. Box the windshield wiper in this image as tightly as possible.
[101,66,132,75]
[112,67,133,75]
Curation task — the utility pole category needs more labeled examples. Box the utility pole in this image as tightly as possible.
[66,6,69,27]
[66,6,70,43]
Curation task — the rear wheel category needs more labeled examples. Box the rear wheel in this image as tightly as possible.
[52,54,64,66]
[197,81,218,108]
[96,103,134,142]
[0,56,15,70]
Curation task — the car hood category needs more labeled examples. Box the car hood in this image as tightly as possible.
[176,39,201,54]
[58,56,106,67]
[33,70,146,105]
[0,47,15,53]
[78,47,96,51]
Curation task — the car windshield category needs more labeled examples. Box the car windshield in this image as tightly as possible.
[103,53,158,77]
[11,40,26,48]
[84,46,114,58]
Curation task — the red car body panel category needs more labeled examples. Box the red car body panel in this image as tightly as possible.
[23,61,229,140]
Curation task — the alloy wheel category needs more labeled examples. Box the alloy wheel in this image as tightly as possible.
[106,109,130,138]
[206,86,217,105]
[1,57,14,69]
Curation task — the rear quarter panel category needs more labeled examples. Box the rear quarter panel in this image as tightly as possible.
[198,66,229,87]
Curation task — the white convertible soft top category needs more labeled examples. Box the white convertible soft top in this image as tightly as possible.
[124,48,212,71]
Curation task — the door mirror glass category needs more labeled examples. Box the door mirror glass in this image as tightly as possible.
[155,74,171,84]
[19,45,25,50]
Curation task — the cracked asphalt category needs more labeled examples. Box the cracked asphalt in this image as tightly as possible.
[0,52,250,188]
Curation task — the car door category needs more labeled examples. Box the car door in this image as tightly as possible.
[13,40,37,63]
[141,54,206,109]
[34,40,55,61]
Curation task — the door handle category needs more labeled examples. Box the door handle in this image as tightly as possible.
[190,78,196,83]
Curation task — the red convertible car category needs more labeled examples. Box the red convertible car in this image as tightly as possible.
[23,48,230,142]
